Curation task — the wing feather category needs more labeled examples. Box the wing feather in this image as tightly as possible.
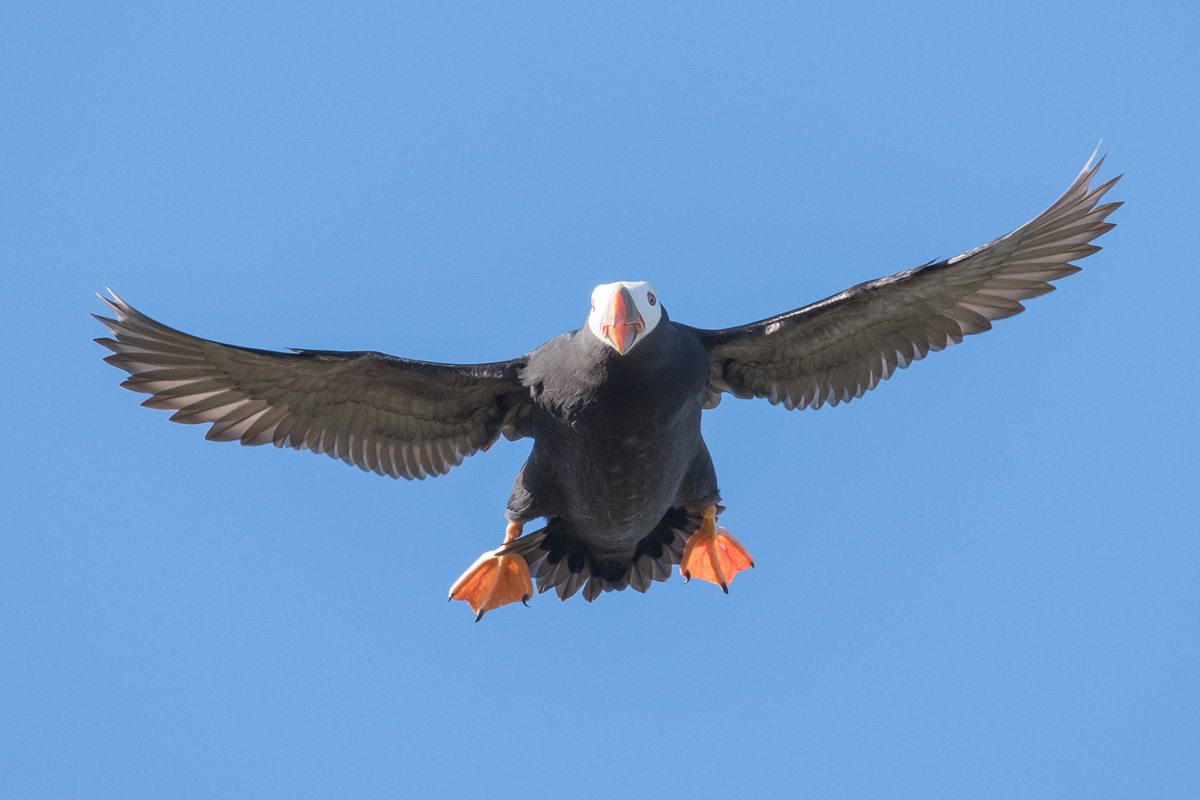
[688,154,1121,410]
[95,293,531,479]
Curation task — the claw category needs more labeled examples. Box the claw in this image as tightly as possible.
[679,506,754,593]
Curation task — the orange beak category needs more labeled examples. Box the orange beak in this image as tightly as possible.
[600,286,645,354]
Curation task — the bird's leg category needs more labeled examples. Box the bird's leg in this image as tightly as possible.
[448,521,533,621]
[679,506,754,593]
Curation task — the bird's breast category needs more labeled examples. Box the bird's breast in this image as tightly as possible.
[523,326,711,544]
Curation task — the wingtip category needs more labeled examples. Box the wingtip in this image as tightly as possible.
[96,289,125,318]
[1081,142,1110,180]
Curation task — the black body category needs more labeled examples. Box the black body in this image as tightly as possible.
[505,313,719,599]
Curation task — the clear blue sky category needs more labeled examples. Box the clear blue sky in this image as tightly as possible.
[3,2,1197,797]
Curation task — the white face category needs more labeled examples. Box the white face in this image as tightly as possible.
[586,281,663,354]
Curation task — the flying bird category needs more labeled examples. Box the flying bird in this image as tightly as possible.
[95,154,1120,619]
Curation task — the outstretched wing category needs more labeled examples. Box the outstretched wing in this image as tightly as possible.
[94,293,532,479]
[688,154,1121,410]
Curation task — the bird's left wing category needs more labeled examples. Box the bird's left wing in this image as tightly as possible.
[684,154,1121,410]
[95,293,532,479]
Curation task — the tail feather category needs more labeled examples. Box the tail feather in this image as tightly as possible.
[504,508,706,602]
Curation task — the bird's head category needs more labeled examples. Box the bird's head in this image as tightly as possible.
[586,281,663,355]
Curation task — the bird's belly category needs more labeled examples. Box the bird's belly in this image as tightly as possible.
[514,324,714,555]
[575,434,681,527]
[529,408,702,552]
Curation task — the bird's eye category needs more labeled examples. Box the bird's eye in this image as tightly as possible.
[647,292,656,306]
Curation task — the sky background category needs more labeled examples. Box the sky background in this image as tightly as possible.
[3,2,1198,797]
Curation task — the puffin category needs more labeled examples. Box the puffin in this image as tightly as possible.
[95,154,1120,619]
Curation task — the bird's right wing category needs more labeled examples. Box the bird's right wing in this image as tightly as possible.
[95,293,532,479]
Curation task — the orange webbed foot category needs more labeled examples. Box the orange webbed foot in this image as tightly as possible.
[679,507,754,593]
[448,522,533,621]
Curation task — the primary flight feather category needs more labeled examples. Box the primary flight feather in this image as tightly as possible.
[95,153,1120,618]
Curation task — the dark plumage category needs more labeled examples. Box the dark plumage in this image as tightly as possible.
[95,154,1120,609]
[502,306,719,600]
